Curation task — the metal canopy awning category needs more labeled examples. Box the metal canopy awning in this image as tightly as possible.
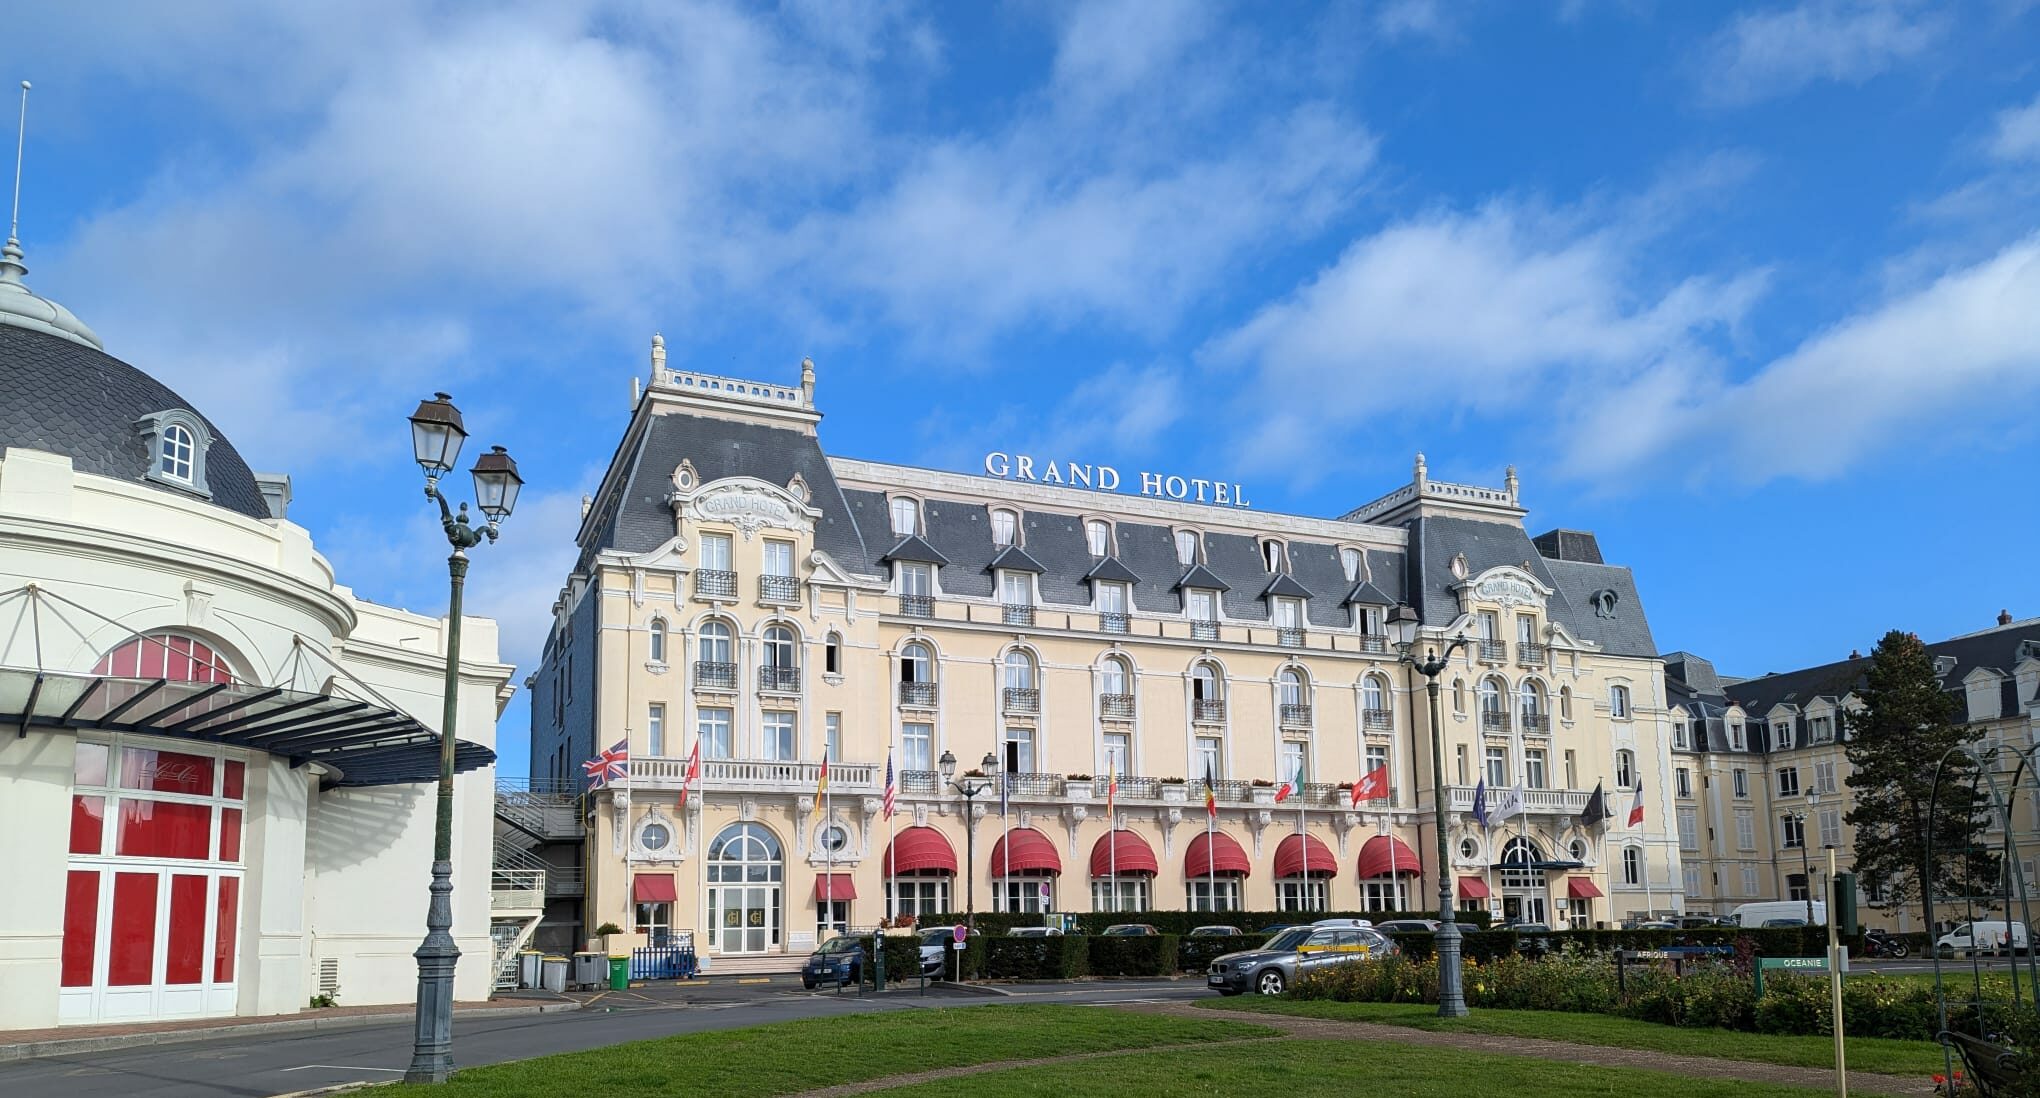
[0,666,494,788]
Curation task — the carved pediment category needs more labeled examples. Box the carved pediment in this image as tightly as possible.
[1457,565,1553,612]
[672,477,821,540]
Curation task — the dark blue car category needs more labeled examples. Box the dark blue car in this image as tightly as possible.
[801,935,867,990]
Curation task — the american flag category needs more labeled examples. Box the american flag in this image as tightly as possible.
[582,739,629,789]
[882,750,897,820]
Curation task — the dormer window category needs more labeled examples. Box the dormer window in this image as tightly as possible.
[136,410,214,498]
[1085,519,1112,557]
[889,496,920,537]
[991,509,1018,547]
[1263,539,1287,573]
[1340,547,1363,581]
[1774,721,1794,750]
[1174,529,1200,567]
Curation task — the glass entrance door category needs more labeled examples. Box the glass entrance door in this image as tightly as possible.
[706,823,783,954]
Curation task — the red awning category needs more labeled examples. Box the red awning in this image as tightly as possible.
[1184,831,1251,878]
[1089,830,1159,877]
[1566,877,1604,899]
[1457,875,1491,899]
[632,873,678,903]
[1274,833,1338,878]
[882,826,958,875]
[988,828,1062,875]
[814,873,857,901]
[1357,834,1422,879]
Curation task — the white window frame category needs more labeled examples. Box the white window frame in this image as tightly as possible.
[889,497,919,537]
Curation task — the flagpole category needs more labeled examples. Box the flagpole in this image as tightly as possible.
[886,748,897,925]
[1108,764,1117,914]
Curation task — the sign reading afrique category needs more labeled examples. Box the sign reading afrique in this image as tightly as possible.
[983,452,1253,509]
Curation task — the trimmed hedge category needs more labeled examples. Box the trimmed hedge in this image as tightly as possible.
[1388,926,1828,962]
[921,909,1485,939]
[1178,934,1256,973]
[980,933,1089,979]
[1089,934,1181,977]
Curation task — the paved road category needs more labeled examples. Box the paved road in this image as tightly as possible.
[0,979,1210,1098]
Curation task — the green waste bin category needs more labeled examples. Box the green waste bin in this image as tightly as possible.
[608,955,630,990]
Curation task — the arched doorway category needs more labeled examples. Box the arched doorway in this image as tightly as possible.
[705,823,782,954]
[1498,836,1548,926]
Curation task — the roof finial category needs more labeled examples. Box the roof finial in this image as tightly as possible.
[800,356,816,406]
[1413,451,1428,489]
[1505,464,1519,498]
[2,80,28,287]
[650,330,666,371]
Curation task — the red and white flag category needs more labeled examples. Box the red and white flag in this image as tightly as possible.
[1350,763,1390,806]
[678,739,701,808]
[1628,783,1645,827]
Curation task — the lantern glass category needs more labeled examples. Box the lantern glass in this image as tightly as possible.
[470,446,523,521]
[937,750,957,784]
[407,393,467,474]
[1387,604,1421,648]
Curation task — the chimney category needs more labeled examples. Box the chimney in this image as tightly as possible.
[2000,609,2014,626]
[1849,649,1861,660]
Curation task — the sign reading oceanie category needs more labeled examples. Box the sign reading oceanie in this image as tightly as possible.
[983,452,1253,509]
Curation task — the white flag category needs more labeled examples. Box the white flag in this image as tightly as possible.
[1489,785,1526,826]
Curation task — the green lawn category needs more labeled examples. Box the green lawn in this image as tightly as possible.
[1202,998,1948,1077]
[404,1004,1273,1097]
[870,1038,1844,1097]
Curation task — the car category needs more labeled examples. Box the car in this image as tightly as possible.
[1762,918,1808,929]
[916,926,954,976]
[1372,919,1441,935]
[1206,925,1391,997]
[1676,916,1721,930]
[1008,926,1063,937]
[1188,925,1245,937]
[1101,923,1161,936]
[1633,921,1678,931]
[1311,917,1376,929]
[802,934,868,990]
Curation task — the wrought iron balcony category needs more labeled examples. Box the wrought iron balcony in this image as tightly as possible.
[1521,712,1549,732]
[693,661,737,690]
[1099,693,1135,719]
[900,769,938,795]
[694,569,737,599]
[1002,772,1063,796]
[1480,710,1508,732]
[1099,611,1130,635]
[1193,699,1226,724]
[1280,703,1313,729]
[898,681,938,708]
[1002,603,1036,627]
[758,574,800,604]
[1478,639,1508,663]
[898,593,934,618]
[1277,627,1306,648]
[1091,774,1159,800]
[1358,634,1389,655]
[1208,778,1250,802]
[1002,687,1040,714]
[758,665,802,694]
[1191,619,1219,641]
[1516,642,1547,669]
[1363,708,1393,731]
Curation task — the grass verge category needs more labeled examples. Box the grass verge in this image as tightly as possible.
[870,1037,1843,1097]
[405,1003,1272,1097]
[1201,998,1946,1077]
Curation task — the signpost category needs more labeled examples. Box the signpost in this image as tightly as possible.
[1753,954,1850,996]
[952,925,967,983]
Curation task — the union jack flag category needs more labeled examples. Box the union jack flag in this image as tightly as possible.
[882,750,897,820]
[583,739,629,789]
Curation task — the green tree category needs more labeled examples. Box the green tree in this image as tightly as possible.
[1842,630,1998,931]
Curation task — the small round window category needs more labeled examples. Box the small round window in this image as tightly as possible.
[642,821,673,852]
[1569,838,1588,861]
[819,825,849,854]
[1458,837,1479,860]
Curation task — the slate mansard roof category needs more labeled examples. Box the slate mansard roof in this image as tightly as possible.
[0,324,270,519]
[580,401,1659,653]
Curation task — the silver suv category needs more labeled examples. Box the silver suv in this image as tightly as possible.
[1206,925,1392,996]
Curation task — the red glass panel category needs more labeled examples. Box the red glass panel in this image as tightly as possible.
[165,875,207,985]
[120,748,215,796]
[117,800,212,860]
[93,636,234,683]
[61,871,100,987]
[223,760,245,800]
[213,877,239,983]
[219,808,242,862]
[70,795,105,854]
[108,872,157,986]
[75,742,108,786]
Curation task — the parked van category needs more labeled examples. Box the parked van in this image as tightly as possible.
[1724,901,1826,928]
[1935,921,2031,957]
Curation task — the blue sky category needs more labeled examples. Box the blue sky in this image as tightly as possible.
[6,1,2040,777]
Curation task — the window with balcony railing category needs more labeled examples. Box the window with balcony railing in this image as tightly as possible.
[758,666,802,693]
[1002,603,1035,627]
[898,681,937,708]
[900,769,938,795]
[1193,699,1227,724]
[1191,619,1219,641]
[1480,710,1508,731]
[1358,634,1388,654]
[1099,693,1135,719]
[695,569,737,599]
[1363,708,1393,731]
[758,574,800,604]
[1478,639,1508,663]
[1280,703,1313,728]
[1002,687,1040,714]
[898,593,934,618]
[1516,642,1546,668]
[1520,712,1548,732]
[1099,611,1130,634]
[1277,627,1305,648]
[693,661,737,690]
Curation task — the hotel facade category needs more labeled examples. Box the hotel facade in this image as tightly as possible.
[528,341,1685,965]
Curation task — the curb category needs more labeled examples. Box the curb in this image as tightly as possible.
[935,981,1015,997]
[0,1002,579,1064]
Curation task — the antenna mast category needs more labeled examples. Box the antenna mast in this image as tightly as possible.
[9,80,26,242]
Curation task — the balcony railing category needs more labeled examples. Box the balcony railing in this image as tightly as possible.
[1277,627,1306,648]
[1363,708,1393,731]
[1002,687,1040,714]
[1280,703,1313,729]
[1002,772,1062,797]
[898,593,934,618]
[694,569,738,599]
[758,574,800,604]
[693,661,737,690]
[1521,712,1549,732]
[1099,693,1135,719]
[758,665,802,694]
[898,681,938,708]
[1208,779,1250,802]
[1480,710,1508,732]
[1092,775,1159,800]
[900,769,938,795]
[1099,611,1130,635]
[634,756,877,792]
[1002,603,1036,627]
[1193,699,1227,724]
[1191,619,1219,641]
[1358,634,1389,655]
[1447,784,1589,815]
[1303,782,1347,805]
[1478,639,1508,663]
[1517,642,1547,669]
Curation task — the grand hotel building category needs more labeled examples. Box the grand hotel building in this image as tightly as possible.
[527,341,1683,965]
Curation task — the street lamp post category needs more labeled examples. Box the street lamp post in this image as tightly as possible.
[403,393,523,1086]
[1388,605,1472,1019]
[1792,797,1817,926]
[937,749,999,934]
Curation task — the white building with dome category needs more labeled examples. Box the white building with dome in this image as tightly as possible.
[0,229,515,1029]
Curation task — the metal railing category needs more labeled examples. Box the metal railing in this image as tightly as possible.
[491,869,546,911]
[1099,611,1130,634]
[1521,712,1549,732]
[1002,687,1040,714]
[1280,703,1313,729]
[1193,699,1227,724]
[1478,639,1508,663]
[898,594,934,618]
[1277,627,1306,648]
[758,665,802,693]
[1363,708,1393,731]
[758,574,801,604]
[900,769,938,794]
[1002,603,1036,627]
[1303,782,1346,805]
[1003,772,1062,796]
[694,661,737,690]
[1092,775,1159,800]
[1480,710,1508,732]
[695,569,737,599]
[1517,642,1547,668]
[1191,619,1219,641]
[898,681,937,707]
[1099,693,1135,719]
[1358,634,1389,655]
[1209,779,1250,802]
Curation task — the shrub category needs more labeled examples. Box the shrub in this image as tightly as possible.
[980,934,1088,979]
[1294,954,1436,1003]
[920,909,1491,940]
[1088,934,1180,977]
[1754,973,1831,1036]
[1178,935,1254,973]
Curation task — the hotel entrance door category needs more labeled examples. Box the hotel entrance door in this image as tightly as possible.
[706,823,782,954]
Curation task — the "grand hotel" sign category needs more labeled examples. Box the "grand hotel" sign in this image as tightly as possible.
[983,452,1253,509]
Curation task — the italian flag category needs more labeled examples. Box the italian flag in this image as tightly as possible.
[1274,761,1302,803]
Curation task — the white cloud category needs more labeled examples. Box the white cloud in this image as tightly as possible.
[1698,1,1945,105]
[1991,92,2040,161]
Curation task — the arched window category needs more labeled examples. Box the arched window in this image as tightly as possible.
[1174,529,1200,567]
[1499,836,1546,889]
[762,625,798,671]
[160,424,195,483]
[1519,680,1544,723]
[1477,677,1504,729]
[1559,686,1573,721]
[1362,674,1388,717]
[1262,539,1286,573]
[1340,547,1363,581]
[1610,684,1632,719]
[1278,668,1306,707]
[1002,650,1037,692]
[900,642,934,684]
[706,823,783,953]
[1452,678,1466,714]
[698,620,734,665]
[1101,655,1131,696]
[93,634,235,683]
[824,631,841,675]
[1622,846,1642,886]
[991,509,1019,547]
[889,497,919,537]
[648,619,667,664]
[1191,661,1223,701]
[1615,749,1636,788]
[1085,519,1112,557]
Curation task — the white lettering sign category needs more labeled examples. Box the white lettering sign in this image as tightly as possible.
[983,452,1249,509]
